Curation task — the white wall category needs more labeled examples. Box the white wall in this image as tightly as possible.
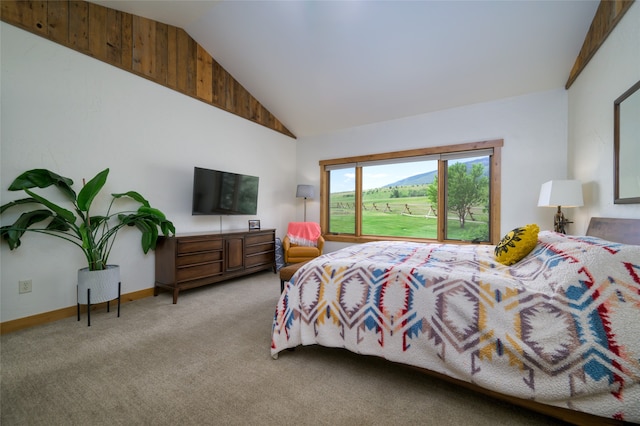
[568,2,640,232]
[297,89,570,252]
[0,23,297,322]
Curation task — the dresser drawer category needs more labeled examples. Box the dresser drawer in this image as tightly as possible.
[245,251,274,268]
[245,242,274,255]
[178,239,223,254]
[177,251,222,267]
[245,232,274,246]
[177,262,223,282]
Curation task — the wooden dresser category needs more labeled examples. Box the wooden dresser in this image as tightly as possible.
[154,229,276,303]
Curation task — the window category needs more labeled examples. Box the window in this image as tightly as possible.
[320,140,502,244]
[327,165,357,234]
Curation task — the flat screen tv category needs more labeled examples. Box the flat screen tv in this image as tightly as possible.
[192,167,259,215]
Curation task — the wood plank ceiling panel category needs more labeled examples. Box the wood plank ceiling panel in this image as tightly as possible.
[0,0,296,138]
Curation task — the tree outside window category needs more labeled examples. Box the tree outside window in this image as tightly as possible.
[428,158,490,242]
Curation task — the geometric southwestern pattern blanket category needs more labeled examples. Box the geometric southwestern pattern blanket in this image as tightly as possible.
[271,231,640,422]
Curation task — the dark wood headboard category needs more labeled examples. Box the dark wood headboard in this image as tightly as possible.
[586,217,640,245]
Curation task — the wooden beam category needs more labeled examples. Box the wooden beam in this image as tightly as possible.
[0,0,296,138]
[565,0,634,89]
[47,0,68,42]
[68,1,89,51]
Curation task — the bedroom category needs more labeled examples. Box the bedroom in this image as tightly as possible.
[1,0,639,422]
[3,0,638,323]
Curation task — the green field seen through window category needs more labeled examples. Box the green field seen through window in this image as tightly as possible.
[329,184,489,241]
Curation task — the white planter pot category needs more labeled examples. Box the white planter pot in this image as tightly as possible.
[77,265,120,304]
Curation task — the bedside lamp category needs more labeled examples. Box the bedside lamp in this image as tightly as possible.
[537,180,583,234]
[296,184,314,222]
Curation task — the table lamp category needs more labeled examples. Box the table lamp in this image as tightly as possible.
[537,180,583,234]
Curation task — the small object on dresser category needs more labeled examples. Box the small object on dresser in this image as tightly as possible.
[249,219,260,230]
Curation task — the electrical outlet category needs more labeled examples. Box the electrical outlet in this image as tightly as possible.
[19,279,32,294]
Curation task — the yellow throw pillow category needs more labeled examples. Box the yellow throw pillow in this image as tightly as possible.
[494,224,540,266]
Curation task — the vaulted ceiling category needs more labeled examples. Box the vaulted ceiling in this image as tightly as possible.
[92,1,601,138]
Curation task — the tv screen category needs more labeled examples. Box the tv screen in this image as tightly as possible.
[192,167,259,215]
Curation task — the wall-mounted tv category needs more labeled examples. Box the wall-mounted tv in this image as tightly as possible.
[192,167,259,215]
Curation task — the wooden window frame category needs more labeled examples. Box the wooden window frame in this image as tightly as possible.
[319,139,503,245]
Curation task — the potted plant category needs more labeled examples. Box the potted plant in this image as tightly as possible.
[0,168,175,309]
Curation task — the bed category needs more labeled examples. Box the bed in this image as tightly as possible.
[271,217,640,425]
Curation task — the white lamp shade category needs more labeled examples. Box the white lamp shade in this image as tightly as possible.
[537,180,584,207]
[296,184,314,199]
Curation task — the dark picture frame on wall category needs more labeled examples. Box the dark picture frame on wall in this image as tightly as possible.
[248,219,261,230]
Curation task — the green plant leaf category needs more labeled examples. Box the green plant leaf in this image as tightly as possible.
[24,189,76,224]
[86,215,108,231]
[77,169,109,212]
[161,221,175,236]
[135,220,155,253]
[112,191,150,207]
[0,226,22,250]
[0,197,39,214]
[8,169,76,201]
[46,216,72,232]
[0,210,55,250]
[117,213,137,227]
[79,222,91,250]
[138,206,166,220]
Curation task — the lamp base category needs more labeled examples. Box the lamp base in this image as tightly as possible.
[553,206,572,234]
[303,198,307,222]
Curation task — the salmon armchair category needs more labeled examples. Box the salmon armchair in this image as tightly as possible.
[282,222,325,264]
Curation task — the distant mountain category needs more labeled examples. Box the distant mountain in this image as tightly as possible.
[385,170,438,187]
[384,157,490,187]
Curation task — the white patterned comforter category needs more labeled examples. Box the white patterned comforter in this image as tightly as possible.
[271,231,640,422]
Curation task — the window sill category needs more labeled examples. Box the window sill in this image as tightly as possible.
[323,234,492,246]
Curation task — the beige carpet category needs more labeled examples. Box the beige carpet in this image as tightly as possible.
[1,271,566,425]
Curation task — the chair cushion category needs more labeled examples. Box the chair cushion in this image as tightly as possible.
[288,246,320,257]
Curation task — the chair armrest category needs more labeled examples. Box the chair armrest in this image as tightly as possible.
[282,235,291,263]
[317,235,325,254]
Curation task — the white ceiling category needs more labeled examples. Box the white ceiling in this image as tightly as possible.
[92,1,599,138]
